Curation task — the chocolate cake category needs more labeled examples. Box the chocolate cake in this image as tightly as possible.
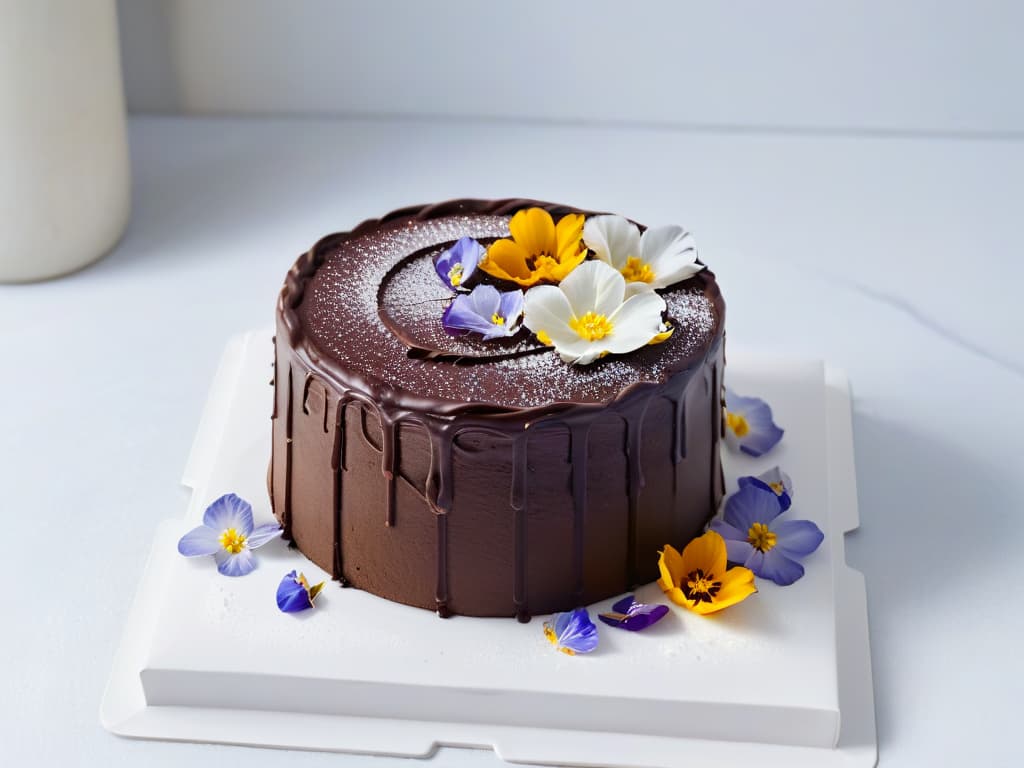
[270,199,725,620]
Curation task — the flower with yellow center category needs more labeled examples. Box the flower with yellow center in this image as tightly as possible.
[657,531,757,615]
[479,207,587,287]
[522,260,667,365]
[710,483,824,586]
[177,493,282,577]
[583,214,703,291]
[723,389,784,457]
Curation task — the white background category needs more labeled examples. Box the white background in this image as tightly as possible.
[117,0,1024,134]
[1,2,1022,767]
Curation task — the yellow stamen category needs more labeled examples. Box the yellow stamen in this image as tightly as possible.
[621,256,655,283]
[491,313,505,325]
[726,411,750,437]
[569,311,613,342]
[536,330,552,345]
[768,481,785,496]
[448,264,464,287]
[218,528,247,554]
[747,522,777,553]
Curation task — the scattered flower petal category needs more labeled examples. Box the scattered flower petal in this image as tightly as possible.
[710,485,824,586]
[276,570,326,613]
[480,207,586,287]
[738,466,793,511]
[598,595,670,631]
[583,214,702,290]
[177,493,282,577]
[441,284,524,340]
[523,260,666,365]
[724,389,784,457]
[543,607,599,655]
[435,237,485,291]
[657,531,757,615]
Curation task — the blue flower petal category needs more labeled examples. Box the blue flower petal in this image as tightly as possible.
[215,547,256,577]
[247,522,283,549]
[443,289,502,336]
[772,518,824,559]
[203,493,254,536]
[550,608,599,654]
[725,390,784,457]
[609,595,635,615]
[435,237,484,290]
[738,467,793,511]
[723,484,782,531]
[442,284,521,340]
[743,547,766,575]
[177,524,221,556]
[709,519,755,563]
[497,288,525,327]
[757,549,806,585]
[276,570,313,613]
[599,596,670,631]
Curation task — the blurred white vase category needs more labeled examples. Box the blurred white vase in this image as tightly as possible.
[0,0,130,282]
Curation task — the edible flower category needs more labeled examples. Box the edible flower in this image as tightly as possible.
[657,531,757,615]
[710,484,824,585]
[543,607,599,655]
[479,207,586,287]
[723,389,784,457]
[276,570,326,613]
[177,493,282,577]
[523,260,666,365]
[442,284,524,340]
[598,595,669,631]
[738,466,793,511]
[435,236,485,291]
[583,214,702,290]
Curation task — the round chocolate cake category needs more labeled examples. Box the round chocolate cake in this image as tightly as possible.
[270,199,725,619]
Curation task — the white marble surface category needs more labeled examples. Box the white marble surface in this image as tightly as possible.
[1,115,1020,765]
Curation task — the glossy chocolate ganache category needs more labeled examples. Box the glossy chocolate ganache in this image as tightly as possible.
[271,199,725,619]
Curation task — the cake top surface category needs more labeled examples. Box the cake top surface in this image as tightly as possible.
[286,199,723,413]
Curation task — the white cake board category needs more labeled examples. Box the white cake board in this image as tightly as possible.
[101,331,876,767]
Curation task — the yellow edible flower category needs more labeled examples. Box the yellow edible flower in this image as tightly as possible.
[657,531,757,615]
[480,207,586,287]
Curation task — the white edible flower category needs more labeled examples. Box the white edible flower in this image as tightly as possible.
[523,260,667,365]
[583,214,702,290]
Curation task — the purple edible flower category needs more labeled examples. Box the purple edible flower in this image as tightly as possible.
[441,284,524,340]
[710,485,824,586]
[724,389,784,457]
[738,466,793,511]
[276,570,326,613]
[435,236,485,290]
[598,595,669,631]
[543,607,599,655]
[177,493,282,577]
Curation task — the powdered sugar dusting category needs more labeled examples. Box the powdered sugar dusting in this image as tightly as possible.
[300,215,720,409]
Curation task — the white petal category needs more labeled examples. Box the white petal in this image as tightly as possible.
[623,281,656,299]
[558,260,625,318]
[552,336,605,365]
[522,285,573,336]
[582,215,640,270]
[639,225,702,289]
[605,291,667,354]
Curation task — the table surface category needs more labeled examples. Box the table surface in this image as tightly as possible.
[1,115,1020,766]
